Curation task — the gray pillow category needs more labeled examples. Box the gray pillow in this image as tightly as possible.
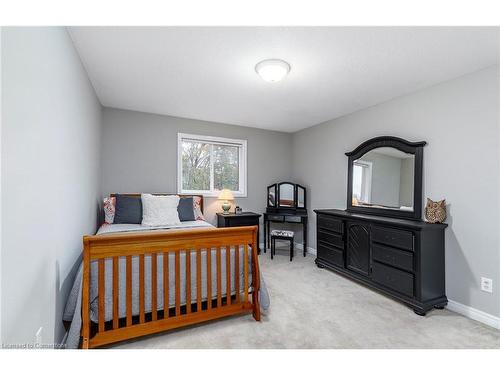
[113,195,143,224]
[177,197,195,221]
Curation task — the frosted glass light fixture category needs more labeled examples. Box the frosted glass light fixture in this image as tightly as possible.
[255,59,291,82]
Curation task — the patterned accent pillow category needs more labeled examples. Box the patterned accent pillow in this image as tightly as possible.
[193,196,205,221]
[103,196,116,224]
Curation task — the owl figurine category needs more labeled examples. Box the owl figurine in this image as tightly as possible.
[425,198,447,223]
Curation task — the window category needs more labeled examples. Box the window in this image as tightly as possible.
[177,133,247,197]
[352,160,372,203]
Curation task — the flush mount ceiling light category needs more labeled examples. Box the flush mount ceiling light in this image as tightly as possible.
[255,59,291,82]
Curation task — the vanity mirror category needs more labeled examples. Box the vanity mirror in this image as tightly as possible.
[346,136,426,220]
[268,184,277,207]
[278,182,295,207]
[266,182,307,213]
[297,185,306,208]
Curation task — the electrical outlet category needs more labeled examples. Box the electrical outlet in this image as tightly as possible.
[481,277,493,293]
[35,327,43,346]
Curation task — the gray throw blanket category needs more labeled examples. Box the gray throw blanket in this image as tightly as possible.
[63,247,269,349]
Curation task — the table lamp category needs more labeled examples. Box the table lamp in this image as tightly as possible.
[218,189,234,215]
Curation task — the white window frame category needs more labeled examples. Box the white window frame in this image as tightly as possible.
[177,133,247,197]
[353,160,372,203]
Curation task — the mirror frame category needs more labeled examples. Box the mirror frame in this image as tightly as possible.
[296,184,306,209]
[267,183,277,208]
[346,136,426,221]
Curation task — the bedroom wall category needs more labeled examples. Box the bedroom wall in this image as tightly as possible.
[292,64,500,319]
[1,27,102,345]
[359,152,402,207]
[101,107,293,239]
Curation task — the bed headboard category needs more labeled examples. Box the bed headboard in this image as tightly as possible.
[110,193,204,213]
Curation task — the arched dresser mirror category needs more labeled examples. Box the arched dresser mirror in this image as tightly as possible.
[345,136,426,220]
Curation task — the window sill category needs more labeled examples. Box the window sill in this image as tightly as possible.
[179,191,247,198]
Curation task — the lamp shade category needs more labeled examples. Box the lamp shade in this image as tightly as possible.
[218,189,234,201]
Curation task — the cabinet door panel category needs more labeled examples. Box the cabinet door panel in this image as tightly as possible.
[346,222,370,276]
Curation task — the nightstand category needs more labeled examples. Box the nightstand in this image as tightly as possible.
[216,212,261,253]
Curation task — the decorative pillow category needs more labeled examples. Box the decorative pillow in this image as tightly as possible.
[141,194,181,226]
[193,196,205,221]
[103,196,116,224]
[114,195,143,224]
[177,197,196,221]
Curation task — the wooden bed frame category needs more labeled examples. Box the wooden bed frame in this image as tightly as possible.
[81,194,260,348]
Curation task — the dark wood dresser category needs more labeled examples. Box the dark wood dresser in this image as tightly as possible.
[314,209,448,315]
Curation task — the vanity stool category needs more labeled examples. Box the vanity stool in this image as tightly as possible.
[270,230,295,261]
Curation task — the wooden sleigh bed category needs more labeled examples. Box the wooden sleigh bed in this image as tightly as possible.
[80,194,261,348]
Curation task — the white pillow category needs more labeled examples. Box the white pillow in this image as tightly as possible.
[141,194,181,226]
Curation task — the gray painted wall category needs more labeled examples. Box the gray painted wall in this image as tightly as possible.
[359,152,402,207]
[1,27,102,345]
[292,64,500,318]
[101,107,293,239]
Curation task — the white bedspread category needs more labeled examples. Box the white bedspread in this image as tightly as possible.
[96,220,214,235]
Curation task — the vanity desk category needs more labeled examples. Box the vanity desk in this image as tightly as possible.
[264,212,308,256]
[264,182,308,256]
[315,136,448,316]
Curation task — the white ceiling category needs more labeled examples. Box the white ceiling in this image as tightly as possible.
[69,27,500,133]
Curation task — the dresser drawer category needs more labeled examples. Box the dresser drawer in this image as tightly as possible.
[372,243,414,272]
[372,262,414,297]
[228,217,259,227]
[317,215,343,234]
[318,242,344,267]
[371,226,413,251]
[267,215,284,222]
[285,215,302,223]
[317,230,344,248]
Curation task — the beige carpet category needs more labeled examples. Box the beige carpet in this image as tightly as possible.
[114,248,500,349]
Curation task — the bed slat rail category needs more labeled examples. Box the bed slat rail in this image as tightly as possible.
[206,248,212,310]
[151,253,158,321]
[81,226,260,349]
[226,246,231,306]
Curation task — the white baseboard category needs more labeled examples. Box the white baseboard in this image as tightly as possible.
[446,300,500,330]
